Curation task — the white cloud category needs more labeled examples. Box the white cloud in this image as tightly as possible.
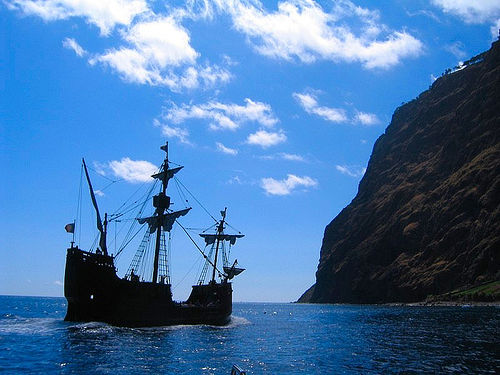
[7,0,148,35]
[354,111,379,126]
[94,189,105,197]
[90,15,231,90]
[93,161,107,176]
[223,0,422,69]
[62,37,86,57]
[54,280,63,286]
[293,92,347,122]
[261,174,318,195]
[228,175,242,184]
[261,152,306,161]
[491,19,500,39]
[8,1,232,91]
[246,129,287,148]
[154,119,192,145]
[108,157,157,183]
[335,164,366,178]
[164,98,278,131]
[405,9,441,23]
[444,41,467,59]
[122,15,198,67]
[295,91,380,125]
[431,1,500,24]
[216,142,238,155]
[279,153,305,161]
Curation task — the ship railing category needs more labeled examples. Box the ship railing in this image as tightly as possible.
[68,247,114,268]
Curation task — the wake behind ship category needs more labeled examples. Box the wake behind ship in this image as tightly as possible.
[64,143,245,327]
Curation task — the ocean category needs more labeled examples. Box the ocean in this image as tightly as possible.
[0,296,498,374]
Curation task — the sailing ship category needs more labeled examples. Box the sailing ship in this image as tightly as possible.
[64,143,245,327]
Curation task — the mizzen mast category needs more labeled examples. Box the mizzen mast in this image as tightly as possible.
[211,208,227,283]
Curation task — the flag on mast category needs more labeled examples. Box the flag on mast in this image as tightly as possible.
[65,223,75,233]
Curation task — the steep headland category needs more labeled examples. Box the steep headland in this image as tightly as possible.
[299,40,500,304]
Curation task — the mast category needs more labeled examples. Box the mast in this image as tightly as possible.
[143,142,191,283]
[211,207,227,283]
[152,143,169,284]
[82,158,108,256]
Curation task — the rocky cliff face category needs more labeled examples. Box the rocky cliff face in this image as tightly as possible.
[300,40,500,304]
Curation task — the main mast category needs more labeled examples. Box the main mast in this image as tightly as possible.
[140,142,190,284]
[152,143,169,284]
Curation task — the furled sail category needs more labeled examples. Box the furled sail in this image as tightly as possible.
[199,233,244,245]
[224,260,245,280]
[82,158,107,255]
[137,208,191,233]
[151,166,183,182]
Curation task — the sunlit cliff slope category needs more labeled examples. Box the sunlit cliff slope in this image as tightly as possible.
[299,40,500,303]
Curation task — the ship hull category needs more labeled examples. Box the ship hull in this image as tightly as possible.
[64,247,232,327]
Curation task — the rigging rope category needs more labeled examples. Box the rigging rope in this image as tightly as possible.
[176,220,224,276]
[172,256,203,291]
[173,177,217,222]
[115,181,158,258]
[113,177,158,217]
[77,163,83,246]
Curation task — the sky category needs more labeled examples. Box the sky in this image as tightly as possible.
[1,0,499,302]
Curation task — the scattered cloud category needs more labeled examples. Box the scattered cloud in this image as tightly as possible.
[279,153,305,162]
[444,41,467,59]
[94,189,105,197]
[8,1,233,92]
[54,280,63,286]
[93,161,108,176]
[222,0,422,69]
[261,174,318,195]
[405,9,441,23]
[431,1,500,24]
[62,37,86,57]
[216,142,238,155]
[294,91,379,125]
[335,164,366,178]
[246,129,287,148]
[261,152,306,162]
[163,98,278,131]
[491,19,500,39]
[293,92,347,123]
[354,111,379,126]
[108,157,157,183]
[154,119,192,145]
[7,0,149,35]
[89,15,232,90]
[228,175,242,184]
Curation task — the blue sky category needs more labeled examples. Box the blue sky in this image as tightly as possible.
[1,0,499,302]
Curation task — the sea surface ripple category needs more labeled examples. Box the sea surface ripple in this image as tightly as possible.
[0,296,498,374]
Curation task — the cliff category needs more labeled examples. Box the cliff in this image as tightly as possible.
[299,40,500,304]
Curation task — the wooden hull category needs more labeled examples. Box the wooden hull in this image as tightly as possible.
[64,247,232,327]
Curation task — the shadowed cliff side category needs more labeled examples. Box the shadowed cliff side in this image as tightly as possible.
[299,40,500,304]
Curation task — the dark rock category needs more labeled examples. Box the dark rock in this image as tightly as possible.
[298,40,500,304]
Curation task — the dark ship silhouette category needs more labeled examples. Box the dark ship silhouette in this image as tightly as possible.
[64,143,244,327]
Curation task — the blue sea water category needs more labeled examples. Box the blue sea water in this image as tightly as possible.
[0,296,498,374]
